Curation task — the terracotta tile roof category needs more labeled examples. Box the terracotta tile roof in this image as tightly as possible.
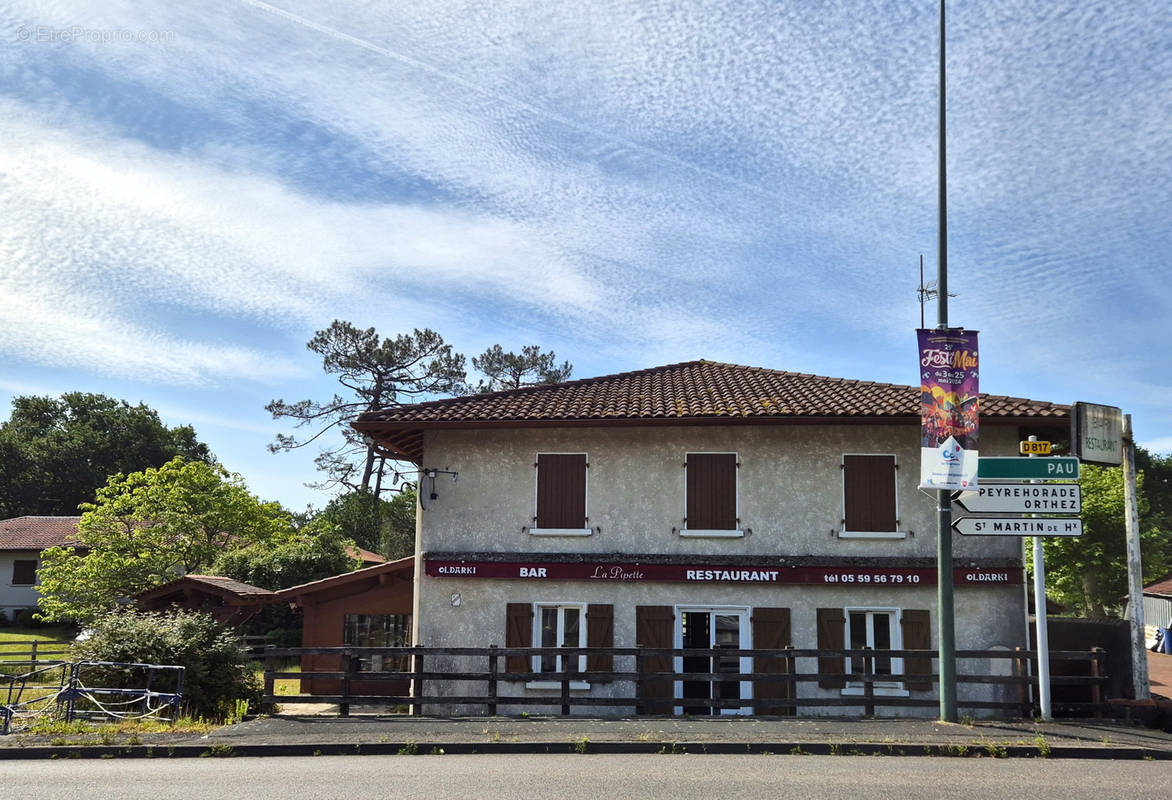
[345,545,387,565]
[0,516,82,550]
[1144,574,1172,599]
[353,360,1069,462]
[178,575,276,597]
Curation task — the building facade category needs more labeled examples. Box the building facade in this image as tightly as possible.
[355,361,1068,716]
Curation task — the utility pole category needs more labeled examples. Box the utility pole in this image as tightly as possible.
[935,0,957,724]
[1123,414,1150,700]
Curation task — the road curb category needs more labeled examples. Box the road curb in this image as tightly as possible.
[1,740,1169,760]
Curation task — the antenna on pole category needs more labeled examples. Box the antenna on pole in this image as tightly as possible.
[917,254,957,328]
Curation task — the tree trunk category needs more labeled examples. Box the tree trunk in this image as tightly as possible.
[1082,569,1105,617]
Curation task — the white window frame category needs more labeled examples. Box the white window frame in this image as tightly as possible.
[671,605,753,715]
[529,452,592,537]
[526,602,590,690]
[681,451,744,538]
[841,607,909,697]
[838,453,905,539]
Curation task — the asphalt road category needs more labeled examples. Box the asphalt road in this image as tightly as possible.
[6,754,1172,800]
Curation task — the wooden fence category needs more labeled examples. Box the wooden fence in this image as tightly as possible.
[262,645,1109,718]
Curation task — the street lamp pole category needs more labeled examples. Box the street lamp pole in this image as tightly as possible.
[936,0,958,723]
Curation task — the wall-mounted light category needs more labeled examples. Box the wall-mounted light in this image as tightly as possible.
[419,468,459,511]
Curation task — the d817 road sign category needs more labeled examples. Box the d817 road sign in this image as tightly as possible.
[976,457,1079,480]
[955,484,1081,514]
[953,517,1082,537]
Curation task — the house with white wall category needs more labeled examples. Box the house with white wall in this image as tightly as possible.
[354,360,1068,716]
[0,516,80,619]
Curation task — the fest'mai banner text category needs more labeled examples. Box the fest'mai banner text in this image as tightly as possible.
[918,328,979,490]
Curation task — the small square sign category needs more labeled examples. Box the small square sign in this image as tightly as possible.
[1072,402,1123,466]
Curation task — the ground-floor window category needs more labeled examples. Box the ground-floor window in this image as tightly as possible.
[535,603,587,673]
[845,608,903,688]
[343,614,410,672]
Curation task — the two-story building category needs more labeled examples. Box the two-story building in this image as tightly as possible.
[354,360,1068,716]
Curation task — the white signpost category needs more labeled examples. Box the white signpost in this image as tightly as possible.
[955,484,1081,515]
[952,517,1083,537]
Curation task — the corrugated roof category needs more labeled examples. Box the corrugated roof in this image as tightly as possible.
[354,359,1069,462]
[277,556,414,599]
[0,516,82,550]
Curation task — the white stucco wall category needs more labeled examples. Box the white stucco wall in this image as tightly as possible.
[0,550,43,616]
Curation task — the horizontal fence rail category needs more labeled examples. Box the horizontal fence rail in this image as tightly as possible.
[262,645,1109,718]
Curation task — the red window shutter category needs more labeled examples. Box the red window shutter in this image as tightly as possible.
[11,560,37,586]
[900,609,933,691]
[843,455,897,532]
[586,604,614,672]
[752,607,792,715]
[686,453,737,529]
[505,603,533,674]
[536,454,587,528]
[817,607,846,689]
[635,605,675,714]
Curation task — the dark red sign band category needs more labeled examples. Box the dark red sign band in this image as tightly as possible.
[425,560,1022,586]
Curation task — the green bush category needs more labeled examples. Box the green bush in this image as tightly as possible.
[71,609,261,719]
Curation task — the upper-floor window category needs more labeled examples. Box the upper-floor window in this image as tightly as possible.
[11,559,37,585]
[531,453,590,535]
[840,454,902,538]
[683,452,742,537]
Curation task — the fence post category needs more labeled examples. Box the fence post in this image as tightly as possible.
[560,651,573,716]
[635,647,645,716]
[1014,647,1029,719]
[488,645,498,716]
[1090,647,1105,717]
[263,646,276,709]
[413,646,425,715]
[30,640,37,667]
[339,650,353,718]
[863,648,875,717]
[785,645,796,715]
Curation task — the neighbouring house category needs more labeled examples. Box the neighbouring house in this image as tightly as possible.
[353,359,1070,717]
[277,557,414,697]
[134,575,277,626]
[346,546,388,568]
[0,516,82,619]
[1140,575,1172,640]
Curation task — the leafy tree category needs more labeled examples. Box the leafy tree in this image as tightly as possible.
[211,518,358,591]
[317,488,417,559]
[211,518,361,647]
[36,458,289,623]
[469,345,572,393]
[0,392,212,517]
[266,322,466,495]
[1039,455,1170,617]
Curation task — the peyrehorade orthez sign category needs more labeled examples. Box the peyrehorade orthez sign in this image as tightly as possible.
[918,328,979,491]
[426,560,1022,586]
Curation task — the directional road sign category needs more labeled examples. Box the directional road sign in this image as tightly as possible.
[953,517,1083,537]
[955,484,1081,514]
[976,457,1080,481]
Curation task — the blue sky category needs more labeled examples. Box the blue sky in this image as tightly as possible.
[1,1,1169,512]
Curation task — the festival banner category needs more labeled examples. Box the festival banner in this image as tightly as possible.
[917,328,979,490]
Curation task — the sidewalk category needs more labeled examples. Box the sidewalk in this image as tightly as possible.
[4,712,1172,760]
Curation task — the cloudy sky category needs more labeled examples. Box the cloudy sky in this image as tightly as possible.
[1,1,1168,511]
